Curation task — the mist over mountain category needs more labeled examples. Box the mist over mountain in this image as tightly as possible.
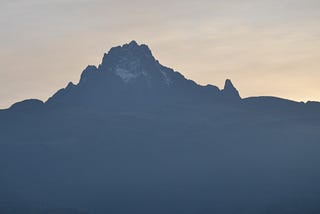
[1,41,320,214]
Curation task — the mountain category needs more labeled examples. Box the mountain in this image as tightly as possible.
[45,40,234,110]
[1,41,320,214]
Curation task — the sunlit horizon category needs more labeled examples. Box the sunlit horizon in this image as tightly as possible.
[1,0,319,109]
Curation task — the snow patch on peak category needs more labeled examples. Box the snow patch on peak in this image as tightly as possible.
[115,68,140,82]
[112,58,143,82]
[159,69,173,85]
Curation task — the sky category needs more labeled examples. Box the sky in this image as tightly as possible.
[1,0,320,108]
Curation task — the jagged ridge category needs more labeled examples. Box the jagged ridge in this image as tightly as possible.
[43,41,240,109]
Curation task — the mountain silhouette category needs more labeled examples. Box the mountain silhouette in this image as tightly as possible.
[44,40,232,110]
[1,41,320,214]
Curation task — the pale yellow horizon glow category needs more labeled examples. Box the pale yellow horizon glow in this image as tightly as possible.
[1,0,320,109]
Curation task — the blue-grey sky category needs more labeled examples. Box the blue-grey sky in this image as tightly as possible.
[1,0,320,108]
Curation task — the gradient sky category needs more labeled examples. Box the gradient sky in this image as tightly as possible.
[1,0,320,108]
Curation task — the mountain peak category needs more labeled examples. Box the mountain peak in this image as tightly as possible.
[79,65,98,84]
[127,40,139,47]
[48,42,241,107]
[224,79,235,90]
[104,41,153,59]
[97,41,168,84]
[222,79,241,100]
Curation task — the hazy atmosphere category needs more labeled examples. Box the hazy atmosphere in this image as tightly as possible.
[2,1,320,213]
[1,0,320,108]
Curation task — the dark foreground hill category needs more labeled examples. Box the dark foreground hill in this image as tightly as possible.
[1,41,320,214]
